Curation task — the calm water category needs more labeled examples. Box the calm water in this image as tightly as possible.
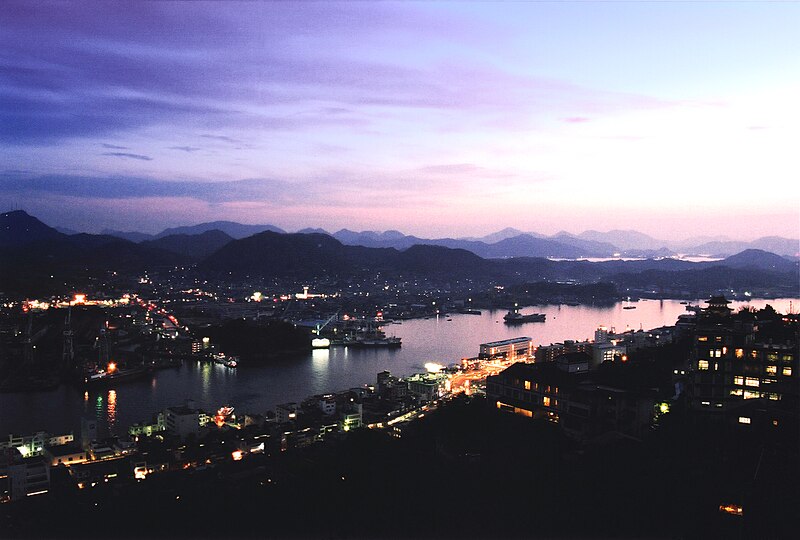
[2,298,796,437]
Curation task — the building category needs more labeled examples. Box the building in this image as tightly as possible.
[487,355,659,440]
[0,432,74,458]
[592,342,627,368]
[318,395,336,416]
[44,443,88,467]
[164,401,201,440]
[406,372,448,403]
[276,402,299,424]
[479,337,534,359]
[534,340,592,363]
[687,297,797,433]
[1,448,50,503]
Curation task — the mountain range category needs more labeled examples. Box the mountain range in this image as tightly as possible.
[2,210,797,298]
[79,219,799,259]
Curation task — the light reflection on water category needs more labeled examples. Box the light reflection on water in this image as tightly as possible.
[107,390,117,431]
[2,298,797,436]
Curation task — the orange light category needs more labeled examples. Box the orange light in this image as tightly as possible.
[719,504,743,516]
[74,294,86,304]
[107,362,117,373]
[231,450,243,461]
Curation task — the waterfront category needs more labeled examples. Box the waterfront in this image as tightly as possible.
[1,298,796,437]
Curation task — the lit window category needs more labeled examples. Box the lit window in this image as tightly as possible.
[715,336,723,342]
[766,365,777,375]
[729,389,743,397]
[524,380,531,390]
[782,354,793,362]
[743,390,760,400]
[750,350,759,359]
[783,367,792,376]
[698,336,708,342]
[733,376,744,386]
[738,417,751,424]
[712,349,722,358]
[698,360,709,370]
[735,349,744,359]
[767,353,778,362]
[745,377,759,387]
[767,393,780,401]
[542,396,551,407]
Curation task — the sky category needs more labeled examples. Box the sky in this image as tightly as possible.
[1,1,799,240]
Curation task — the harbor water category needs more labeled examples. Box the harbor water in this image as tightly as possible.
[1,298,796,437]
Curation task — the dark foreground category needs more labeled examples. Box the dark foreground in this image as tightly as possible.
[3,396,798,540]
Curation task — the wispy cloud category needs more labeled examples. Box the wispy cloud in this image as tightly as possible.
[102,143,129,149]
[101,152,153,161]
[168,146,201,152]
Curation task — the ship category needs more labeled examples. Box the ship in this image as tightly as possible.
[503,306,546,324]
[212,352,238,368]
[82,362,148,387]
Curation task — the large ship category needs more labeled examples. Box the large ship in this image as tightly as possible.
[83,361,148,387]
[503,305,546,324]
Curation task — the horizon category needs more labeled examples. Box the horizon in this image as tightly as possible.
[4,207,798,247]
[2,2,799,240]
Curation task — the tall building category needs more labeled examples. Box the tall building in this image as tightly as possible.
[687,297,797,433]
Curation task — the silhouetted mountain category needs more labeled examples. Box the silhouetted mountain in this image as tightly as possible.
[156,221,285,239]
[141,230,234,260]
[55,226,79,235]
[101,228,155,242]
[297,228,330,235]
[0,232,187,295]
[0,210,64,248]
[199,231,492,279]
[200,231,353,277]
[748,237,799,257]
[551,232,617,256]
[471,234,596,258]
[720,249,798,272]
[577,229,666,251]
[475,227,538,243]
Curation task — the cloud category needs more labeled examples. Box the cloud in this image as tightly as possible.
[102,143,129,149]
[168,146,201,152]
[101,152,153,161]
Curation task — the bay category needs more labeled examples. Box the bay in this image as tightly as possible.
[1,298,795,437]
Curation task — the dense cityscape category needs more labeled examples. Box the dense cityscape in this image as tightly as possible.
[3,2,800,539]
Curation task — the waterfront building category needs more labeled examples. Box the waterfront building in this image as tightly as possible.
[44,443,88,467]
[487,354,659,440]
[164,402,201,441]
[479,337,533,359]
[129,413,166,438]
[0,432,74,458]
[406,372,448,402]
[687,297,798,433]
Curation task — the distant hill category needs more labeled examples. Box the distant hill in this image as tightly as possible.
[101,228,155,243]
[577,229,667,251]
[141,230,234,260]
[0,213,188,295]
[718,249,798,273]
[1,210,64,248]
[199,231,492,279]
[156,221,285,239]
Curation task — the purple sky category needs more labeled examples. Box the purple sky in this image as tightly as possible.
[2,1,799,240]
